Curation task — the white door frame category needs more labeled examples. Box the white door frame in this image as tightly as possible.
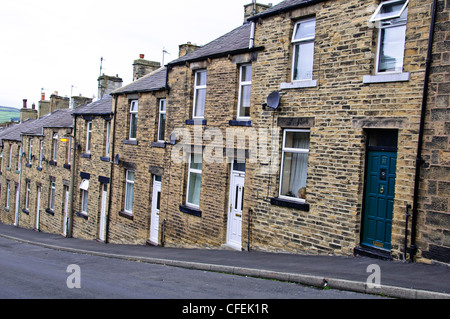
[226,164,245,250]
[99,183,107,241]
[35,186,41,231]
[149,176,161,245]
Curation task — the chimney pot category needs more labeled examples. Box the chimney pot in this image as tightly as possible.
[140,54,145,59]
[23,99,27,108]
[41,92,45,101]
[32,103,36,110]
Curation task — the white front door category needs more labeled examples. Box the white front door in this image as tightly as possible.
[35,186,41,231]
[227,171,245,250]
[149,176,161,245]
[14,184,19,226]
[63,186,69,236]
[99,184,107,241]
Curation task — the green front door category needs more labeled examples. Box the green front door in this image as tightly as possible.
[362,150,397,250]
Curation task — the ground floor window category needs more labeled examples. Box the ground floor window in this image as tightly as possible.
[186,153,202,208]
[279,129,310,202]
[124,170,135,214]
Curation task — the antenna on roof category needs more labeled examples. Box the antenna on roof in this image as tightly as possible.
[162,47,170,66]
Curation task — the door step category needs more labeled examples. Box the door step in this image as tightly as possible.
[354,245,392,261]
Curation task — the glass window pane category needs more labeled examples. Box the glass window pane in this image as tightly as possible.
[190,153,203,170]
[293,19,316,41]
[378,25,406,73]
[196,71,207,86]
[130,100,138,112]
[239,85,251,117]
[125,182,134,212]
[281,152,309,199]
[293,41,314,81]
[188,172,201,206]
[126,170,135,181]
[373,0,407,21]
[241,65,252,82]
[158,113,166,141]
[194,88,206,117]
[284,131,310,149]
[130,114,138,139]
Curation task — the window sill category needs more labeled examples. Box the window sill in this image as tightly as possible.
[49,161,57,166]
[81,153,91,159]
[76,212,88,220]
[45,208,54,215]
[363,72,410,83]
[37,166,42,171]
[25,163,32,168]
[119,210,134,220]
[122,139,138,145]
[179,204,202,217]
[185,119,207,125]
[280,80,317,90]
[229,120,252,126]
[151,142,166,148]
[270,197,310,212]
[100,156,110,162]
[22,209,29,215]
[63,163,71,170]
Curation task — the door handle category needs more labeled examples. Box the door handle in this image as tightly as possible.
[235,214,241,218]
[230,203,233,211]
[380,185,384,194]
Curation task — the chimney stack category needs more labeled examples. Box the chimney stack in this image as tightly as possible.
[132,55,161,81]
[98,74,123,98]
[178,42,201,58]
[244,2,272,22]
[20,98,37,122]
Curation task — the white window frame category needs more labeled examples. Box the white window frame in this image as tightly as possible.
[158,99,166,142]
[6,181,10,209]
[291,17,316,82]
[49,181,56,211]
[193,70,207,119]
[370,0,409,23]
[124,170,135,214]
[17,146,21,171]
[279,129,310,204]
[105,121,111,157]
[66,137,72,165]
[25,181,31,211]
[28,138,33,163]
[52,133,58,161]
[237,64,252,120]
[186,153,202,208]
[81,189,89,214]
[86,121,92,153]
[8,144,13,169]
[129,100,138,140]
[39,140,44,167]
[372,0,408,74]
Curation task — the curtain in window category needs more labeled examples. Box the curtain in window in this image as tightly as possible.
[188,171,201,206]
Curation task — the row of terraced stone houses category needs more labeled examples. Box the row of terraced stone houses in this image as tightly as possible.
[1,0,448,264]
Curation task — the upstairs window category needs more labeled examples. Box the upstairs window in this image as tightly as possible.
[291,18,316,81]
[52,133,58,161]
[105,121,111,157]
[129,100,138,140]
[193,70,207,118]
[86,121,92,153]
[39,140,44,167]
[158,99,166,142]
[237,64,252,119]
[28,138,33,163]
[370,0,409,73]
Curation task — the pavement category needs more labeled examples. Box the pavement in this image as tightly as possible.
[0,222,449,299]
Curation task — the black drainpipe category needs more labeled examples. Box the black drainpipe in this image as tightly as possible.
[409,0,438,262]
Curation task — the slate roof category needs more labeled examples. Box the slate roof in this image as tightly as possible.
[72,94,113,115]
[111,67,167,95]
[21,109,74,136]
[248,0,326,21]
[168,22,254,66]
[0,118,37,143]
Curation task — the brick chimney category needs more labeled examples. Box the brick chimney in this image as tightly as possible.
[71,95,93,108]
[132,55,161,81]
[244,2,272,22]
[98,74,123,98]
[178,42,201,58]
[20,98,38,122]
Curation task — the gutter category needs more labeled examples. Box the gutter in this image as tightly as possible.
[247,0,326,22]
[409,0,438,262]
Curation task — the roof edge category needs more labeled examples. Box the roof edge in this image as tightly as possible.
[247,0,326,21]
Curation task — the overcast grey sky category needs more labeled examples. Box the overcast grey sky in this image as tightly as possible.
[0,0,268,108]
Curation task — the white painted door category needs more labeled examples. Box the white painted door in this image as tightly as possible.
[63,186,69,236]
[14,184,19,226]
[99,184,107,241]
[149,176,161,245]
[35,186,41,231]
[227,172,245,250]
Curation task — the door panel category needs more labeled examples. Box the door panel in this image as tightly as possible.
[362,150,397,250]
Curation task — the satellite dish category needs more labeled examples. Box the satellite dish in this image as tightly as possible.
[114,154,120,165]
[266,91,281,110]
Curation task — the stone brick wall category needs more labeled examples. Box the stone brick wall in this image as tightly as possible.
[248,0,434,259]
[0,141,21,225]
[417,0,450,264]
